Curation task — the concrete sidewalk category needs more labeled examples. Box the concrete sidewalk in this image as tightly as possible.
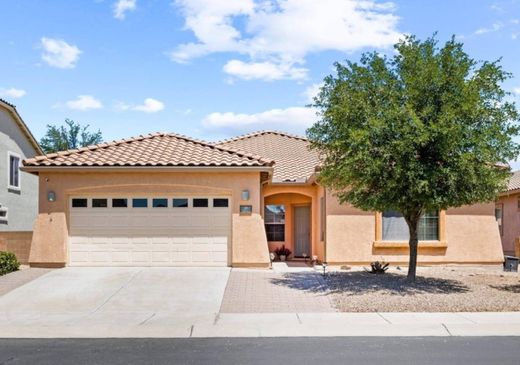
[1,312,520,338]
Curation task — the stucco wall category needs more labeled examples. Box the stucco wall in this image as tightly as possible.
[325,190,503,265]
[0,231,33,264]
[497,193,518,255]
[0,108,39,231]
[30,170,268,266]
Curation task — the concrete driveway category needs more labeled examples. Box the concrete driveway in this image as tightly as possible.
[0,267,230,337]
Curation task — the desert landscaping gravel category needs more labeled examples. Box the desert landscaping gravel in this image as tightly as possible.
[324,266,520,312]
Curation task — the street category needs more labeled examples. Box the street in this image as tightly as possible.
[0,337,519,365]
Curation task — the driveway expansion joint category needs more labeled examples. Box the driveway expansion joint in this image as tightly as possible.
[88,268,143,315]
[442,323,453,336]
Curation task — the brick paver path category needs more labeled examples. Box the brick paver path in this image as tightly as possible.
[220,270,335,313]
[0,268,52,296]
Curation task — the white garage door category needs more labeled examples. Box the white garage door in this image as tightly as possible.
[69,196,231,267]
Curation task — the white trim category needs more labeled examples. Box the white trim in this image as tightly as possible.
[7,151,21,191]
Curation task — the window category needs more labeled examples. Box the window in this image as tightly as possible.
[172,198,188,208]
[92,198,108,208]
[495,204,503,236]
[193,198,208,208]
[382,210,439,241]
[0,206,7,224]
[112,198,128,208]
[264,205,285,241]
[72,198,88,208]
[8,152,20,189]
[213,198,229,208]
[152,198,168,208]
[132,198,148,208]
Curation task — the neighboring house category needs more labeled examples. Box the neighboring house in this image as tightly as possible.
[0,99,42,263]
[22,130,504,268]
[496,171,520,256]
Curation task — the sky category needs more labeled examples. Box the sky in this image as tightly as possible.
[1,0,520,163]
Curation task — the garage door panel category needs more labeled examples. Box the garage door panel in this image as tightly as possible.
[112,251,131,262]
[69,196,230,267]
[172,251,191,262]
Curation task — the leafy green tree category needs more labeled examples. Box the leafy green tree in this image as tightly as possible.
[40,119,103,154]
[307,35,520,281]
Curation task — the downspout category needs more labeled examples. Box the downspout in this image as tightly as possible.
[323,187,327,264]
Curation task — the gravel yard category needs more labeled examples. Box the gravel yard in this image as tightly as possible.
[323,266,520,312]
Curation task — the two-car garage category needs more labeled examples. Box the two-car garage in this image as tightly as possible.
[68,196,231,267]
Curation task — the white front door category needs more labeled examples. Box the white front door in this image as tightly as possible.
[68,196,231,266]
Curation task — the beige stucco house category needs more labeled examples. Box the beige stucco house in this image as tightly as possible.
[22,130,504,268]
[496,170,520,257]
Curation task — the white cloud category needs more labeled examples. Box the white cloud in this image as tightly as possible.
[474,22,503,35]
[40,37,81,69]
[223,59,308,81]
[170,0,401,81]
[115,98,165,113]
[302,83,323,103]
[203,106,317,134]
[0,88,26,99]
[113,0,136,20]
[65,95,103,111]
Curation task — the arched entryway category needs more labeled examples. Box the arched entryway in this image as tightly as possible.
[264,192,313,259]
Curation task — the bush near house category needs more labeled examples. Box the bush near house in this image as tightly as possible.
[0,251,20,276]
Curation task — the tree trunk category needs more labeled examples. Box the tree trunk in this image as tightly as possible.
[404,213,421,282]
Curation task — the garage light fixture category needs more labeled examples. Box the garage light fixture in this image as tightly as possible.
[241,190,250,201]
[47,191,56,202]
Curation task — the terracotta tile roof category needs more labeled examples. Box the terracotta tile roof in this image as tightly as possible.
[505,170,520,192]
[216,131,321,183]
[23,132,274,168]
[0,99,43,155]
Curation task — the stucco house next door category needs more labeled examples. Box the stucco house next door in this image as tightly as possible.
[69,196,231,266]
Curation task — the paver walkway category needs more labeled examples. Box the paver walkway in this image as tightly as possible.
[0,268,52,296]
[220,269,335,313]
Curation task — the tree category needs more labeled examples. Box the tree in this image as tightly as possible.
[307,35,520,281]
[40,119,103,154]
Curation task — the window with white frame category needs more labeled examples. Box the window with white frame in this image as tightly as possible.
[382,210,439,241]
[264,205,285,241]
[8,152,21,189]
[0,205,7,224]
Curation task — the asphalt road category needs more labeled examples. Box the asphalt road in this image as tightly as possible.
[0,337,519,365]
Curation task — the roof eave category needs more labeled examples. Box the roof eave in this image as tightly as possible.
[21,165,274,175]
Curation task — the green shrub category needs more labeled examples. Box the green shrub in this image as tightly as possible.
[0,251,20,276]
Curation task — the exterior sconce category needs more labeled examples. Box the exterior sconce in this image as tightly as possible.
[47,191,56,202]
[241,190,250,201]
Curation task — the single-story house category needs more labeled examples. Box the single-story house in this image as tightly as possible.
[0,99,42,263]
[496,170,520,256]
[22,130,504,268]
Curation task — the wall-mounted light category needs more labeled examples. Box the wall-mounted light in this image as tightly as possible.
[47,191,56,202]
[241,190,250,201]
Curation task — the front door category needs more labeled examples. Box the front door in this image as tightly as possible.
[293,205,311,257]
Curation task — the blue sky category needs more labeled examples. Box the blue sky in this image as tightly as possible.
[1,0,520,155]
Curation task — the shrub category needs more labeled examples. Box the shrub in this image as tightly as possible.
[368,261,389,274]
[274,245,292,257]
[0,251,20,276]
